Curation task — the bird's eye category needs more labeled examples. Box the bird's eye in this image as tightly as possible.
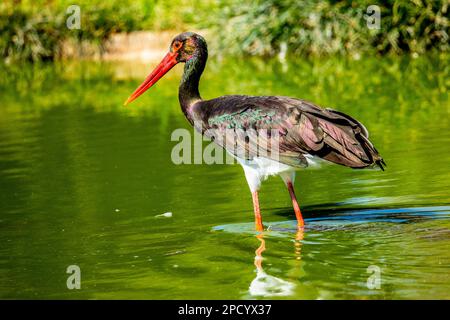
[173,41,182,50]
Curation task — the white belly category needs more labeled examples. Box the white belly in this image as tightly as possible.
[238,157,294,177]
[231,151,324,192]
[236,157,295,192]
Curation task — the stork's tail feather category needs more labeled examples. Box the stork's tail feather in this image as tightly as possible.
[358,134,385,171]
[375,158,386,171]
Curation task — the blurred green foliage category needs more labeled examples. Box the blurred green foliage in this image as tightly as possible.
[212,0,449,56]
[0,0,448,62]
[0,0,153,62]
[0,5,64,61]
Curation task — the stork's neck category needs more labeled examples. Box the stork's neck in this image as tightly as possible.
[178,50,207,121]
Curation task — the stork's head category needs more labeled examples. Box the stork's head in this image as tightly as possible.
[124,32,207,105]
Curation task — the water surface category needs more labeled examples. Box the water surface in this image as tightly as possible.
[0,54,449,299]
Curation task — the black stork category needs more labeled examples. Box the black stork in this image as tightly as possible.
[124,32,385,232]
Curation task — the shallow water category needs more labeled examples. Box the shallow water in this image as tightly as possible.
[0,54,449,299]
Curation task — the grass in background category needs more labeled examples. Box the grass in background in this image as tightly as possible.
[0,0,448,62]
[211,0,449,57]
[0,0,153,62]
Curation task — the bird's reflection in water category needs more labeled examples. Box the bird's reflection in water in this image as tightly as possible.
[248,230,304,297]
[294,229,304,260]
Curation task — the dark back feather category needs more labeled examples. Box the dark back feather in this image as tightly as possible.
[190,95,385,170]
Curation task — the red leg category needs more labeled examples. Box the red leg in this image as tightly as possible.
[252,191,264,232]
[286,182,305,228]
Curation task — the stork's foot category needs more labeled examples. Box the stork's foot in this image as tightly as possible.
[255,222,264,232]
[252,191,264,232]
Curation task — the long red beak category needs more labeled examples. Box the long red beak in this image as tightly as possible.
[124,51,178,106]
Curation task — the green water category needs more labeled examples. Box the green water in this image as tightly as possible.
[0,54,449,299]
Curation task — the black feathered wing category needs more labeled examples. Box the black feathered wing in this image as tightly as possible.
[191,95,385,169]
